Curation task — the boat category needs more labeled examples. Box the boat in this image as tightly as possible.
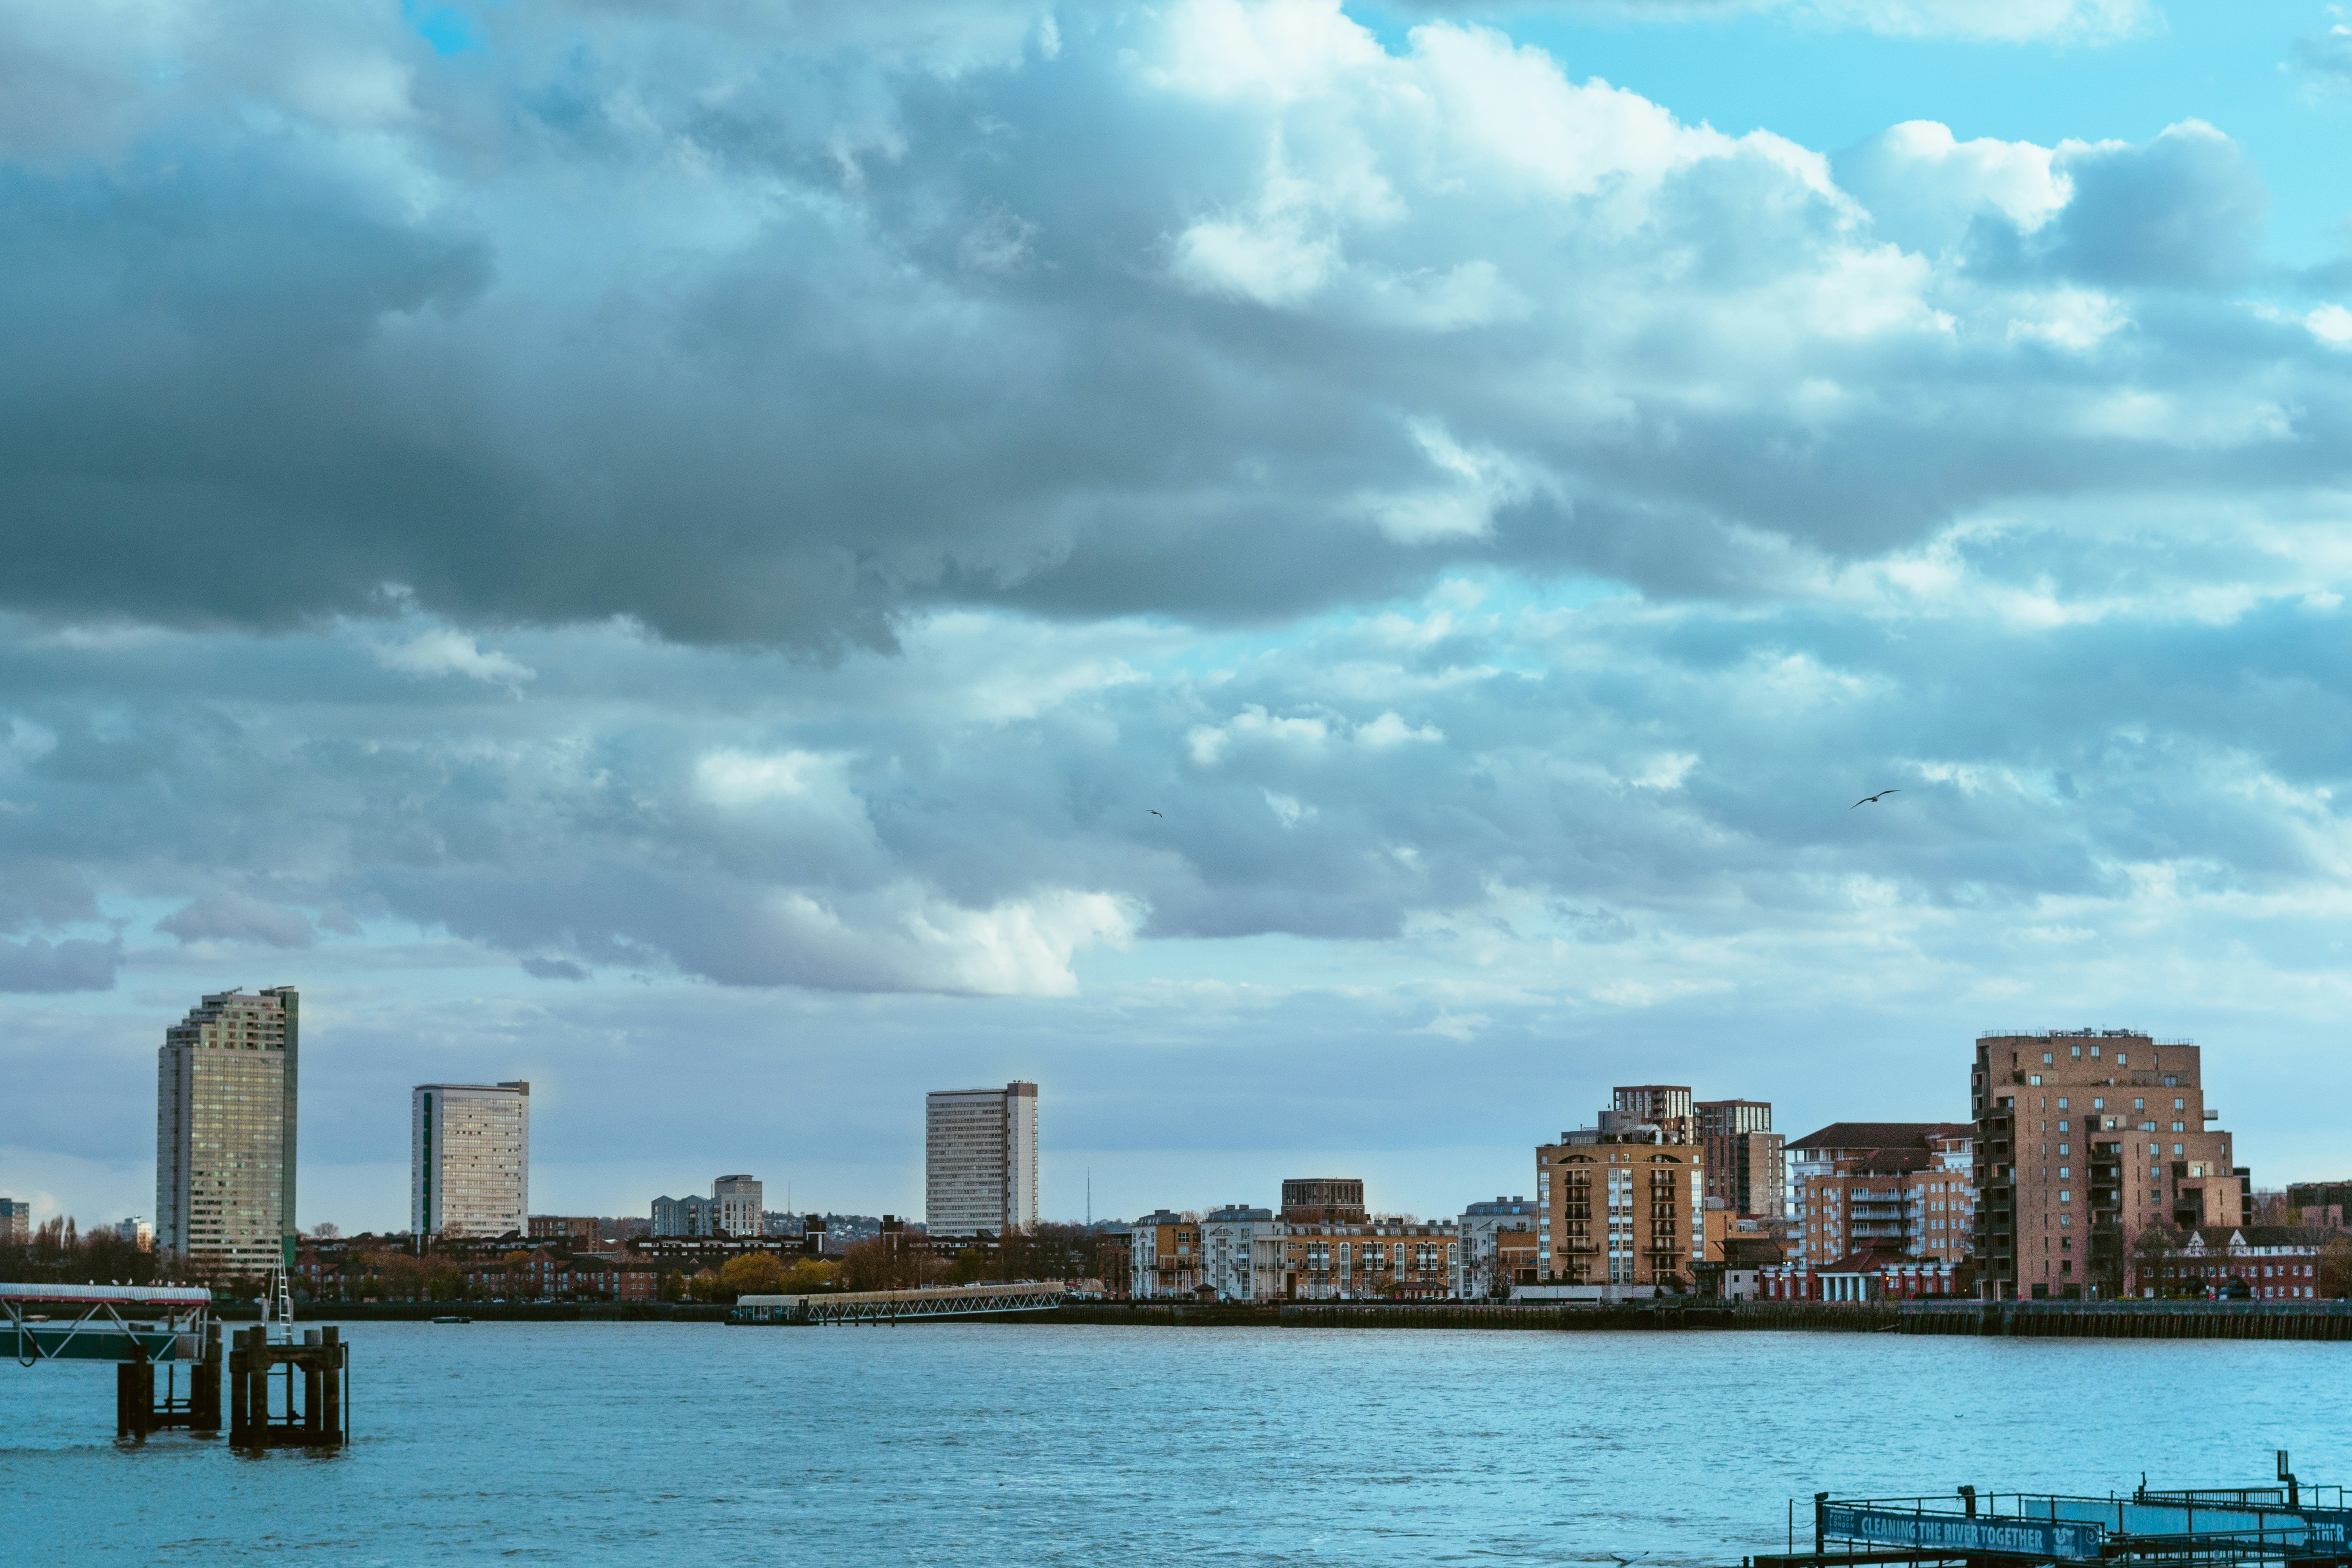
[431,1314,472,1325]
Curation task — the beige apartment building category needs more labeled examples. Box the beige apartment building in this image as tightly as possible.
[1973,1029,2242,1299]
[1280,1219,1456,1299]
[1129,1210,1201,1298]
[156,986,300,1276]
[1536,1140,1704,1289]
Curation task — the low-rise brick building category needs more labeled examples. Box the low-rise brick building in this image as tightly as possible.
[2143,1225,2333,1300]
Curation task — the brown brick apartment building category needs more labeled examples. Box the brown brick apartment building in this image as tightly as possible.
[1696,1098,1784,1217]
[1973,1029,2243,1300]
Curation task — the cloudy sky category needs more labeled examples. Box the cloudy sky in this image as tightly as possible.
[5,0,2352,1233]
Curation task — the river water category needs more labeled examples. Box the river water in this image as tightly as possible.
[2,1322,2346,1565]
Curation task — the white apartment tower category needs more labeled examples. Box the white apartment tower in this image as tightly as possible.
[925,1082,1038,1237]
[156,986,300,1274]
[712,1174,763,1237]
[412,1082,532,1238]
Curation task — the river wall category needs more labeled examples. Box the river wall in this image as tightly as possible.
[1041,1298,2352,1339]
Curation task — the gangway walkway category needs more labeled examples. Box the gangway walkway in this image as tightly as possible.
[732,1282,1071,1326]
[2,1282,213,1365]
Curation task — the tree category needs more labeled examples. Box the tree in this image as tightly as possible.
[840,1236,948,1292]
[2321,1236,2352,1299]
[659,1270,687,1303]
[780,1258,840,1292]
[951,1248,991,1286]
[2131,1221,2185,1296]
[310,1222,341,1240]
[687,1267,722,1302]
[719,1253,784,1299]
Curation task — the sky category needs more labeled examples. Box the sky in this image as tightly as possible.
[3,0,2352,1234]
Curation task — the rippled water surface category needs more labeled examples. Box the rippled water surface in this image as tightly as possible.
[3,1321,2347,1565]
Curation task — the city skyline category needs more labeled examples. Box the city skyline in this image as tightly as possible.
[5,0,2352,1246]
[7,983,2335,1246]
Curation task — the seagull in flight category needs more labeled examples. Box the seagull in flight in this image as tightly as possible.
[1851,789,1899,809]
[1149,809,1162,817]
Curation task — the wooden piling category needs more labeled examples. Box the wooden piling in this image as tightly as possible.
[319,1327,342,1440]
[191,1322,222,1433]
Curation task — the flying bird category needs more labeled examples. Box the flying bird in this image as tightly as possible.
[1851,789,1899,808]
[1149,809,1162,817]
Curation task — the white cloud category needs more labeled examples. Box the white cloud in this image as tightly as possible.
[1262,788,1316,826]
[2308,305,2352,349]
[1171,214,1342,304]
[1357,711,1443,747]
[758,883,1138,995]
[1839,120,2071,257]
[375,631,535,690]
[1802,0,2152,42]
[1363,419,1547,544]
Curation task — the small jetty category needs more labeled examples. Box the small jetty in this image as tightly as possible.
[732,1282,1070,1326]
[2,1281,221,1440]
[1758,1454,2347,1568]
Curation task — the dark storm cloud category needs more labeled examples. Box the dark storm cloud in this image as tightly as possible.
[2,0,2350,1007]
[0,1,2336,652]
[11,534,2352,998]
[0,936,118,992]
[156,893,318,948]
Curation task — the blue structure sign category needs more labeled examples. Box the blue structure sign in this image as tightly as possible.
[1822,1504,2102,1561]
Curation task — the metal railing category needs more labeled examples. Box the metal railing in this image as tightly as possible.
[1,1282,213,1367]
[732,1282,1070,1326]
[1817,1488,2352,1565]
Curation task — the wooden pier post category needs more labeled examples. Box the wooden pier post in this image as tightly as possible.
[319,1327,342,1443]
[230,1326,260,1444]
[303,1330,324,1437]
[114,1356,149,1439]
[191,1322,222,1433]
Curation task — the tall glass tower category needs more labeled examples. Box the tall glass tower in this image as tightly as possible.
[411,1082,532,1238]
[156,986,299,1275]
